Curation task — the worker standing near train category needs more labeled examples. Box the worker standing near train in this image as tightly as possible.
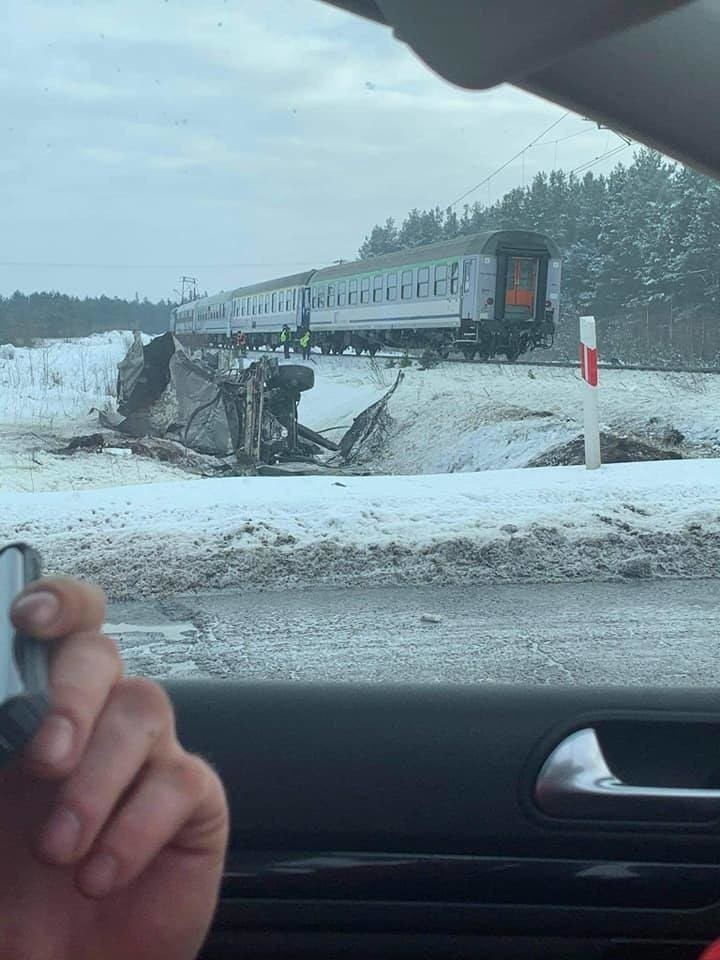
[280,323,292,359]
[300,328,311,361]
[236,330,247,357]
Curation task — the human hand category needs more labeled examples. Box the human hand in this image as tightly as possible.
[0,577,229,960]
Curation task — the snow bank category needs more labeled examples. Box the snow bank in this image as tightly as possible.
[3,459,719,600]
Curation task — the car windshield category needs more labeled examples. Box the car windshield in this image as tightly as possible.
[2,1,718,687]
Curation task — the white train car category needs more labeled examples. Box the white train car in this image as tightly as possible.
[170,230,561,361]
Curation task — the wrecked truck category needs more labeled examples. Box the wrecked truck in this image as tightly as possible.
[104,331,337,466]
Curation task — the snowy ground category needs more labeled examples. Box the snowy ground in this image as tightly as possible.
[3,458,719,600]
[0,332,197,493]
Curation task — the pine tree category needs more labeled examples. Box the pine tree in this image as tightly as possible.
[358,217,401,259]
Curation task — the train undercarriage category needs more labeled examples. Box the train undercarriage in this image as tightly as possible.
[178,316,554,362]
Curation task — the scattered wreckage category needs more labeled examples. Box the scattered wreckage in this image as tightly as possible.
[69,333,402,476]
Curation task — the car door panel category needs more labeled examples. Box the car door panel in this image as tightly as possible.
[164,681,720,958]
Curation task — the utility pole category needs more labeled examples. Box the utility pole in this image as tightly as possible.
[178,276,199,303]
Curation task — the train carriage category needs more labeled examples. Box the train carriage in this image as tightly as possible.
[227,271,315,343]
[170,229,561,361]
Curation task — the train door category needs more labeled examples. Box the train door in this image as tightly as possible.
[503,256,538,320]
[460,258,476,320]
[302,287,311,328]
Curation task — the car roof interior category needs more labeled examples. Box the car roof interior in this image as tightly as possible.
[321,0,720,181]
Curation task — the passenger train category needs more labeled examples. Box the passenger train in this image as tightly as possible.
[171,229,561,361]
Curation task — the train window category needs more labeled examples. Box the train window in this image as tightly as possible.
[293,289,297,311]
[338,280,347,306]
[450,262,459,294]
[251,295,256,315]
[265,294,270,313]
[373,275,383,303]
[463,263,472,294]
[271,292,277,313]
[417,267,430,298]
[327,285,336,308]
[349,279,358,305]
[401,270,413,299]
[386,273,398,301]
[360,277,370,304]
[434,263,448,296]
[311,287,317,309]
[318,286,326,309]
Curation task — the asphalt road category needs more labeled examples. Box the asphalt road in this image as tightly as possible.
[106,580,719,687]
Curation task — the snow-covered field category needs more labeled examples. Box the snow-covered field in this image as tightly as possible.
[0,333,203,492]
[2,333,719,597]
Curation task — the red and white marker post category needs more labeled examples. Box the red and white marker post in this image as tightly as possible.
[579,316,601,470]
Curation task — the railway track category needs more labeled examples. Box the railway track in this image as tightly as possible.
[299,351,720,376]
[237,347,719,376]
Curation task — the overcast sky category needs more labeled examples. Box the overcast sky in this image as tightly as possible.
[2,0,635,302]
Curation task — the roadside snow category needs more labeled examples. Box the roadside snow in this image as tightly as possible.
[3,459,719,600]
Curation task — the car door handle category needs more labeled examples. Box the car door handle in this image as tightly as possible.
[534,727,720,822]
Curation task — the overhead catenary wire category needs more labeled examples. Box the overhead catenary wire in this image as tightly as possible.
[528,127,594,148]
[446,111,571,209]
[0,260,322,271]
[570,141,632,176]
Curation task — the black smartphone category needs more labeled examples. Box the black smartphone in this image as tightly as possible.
[0,543,50,767]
